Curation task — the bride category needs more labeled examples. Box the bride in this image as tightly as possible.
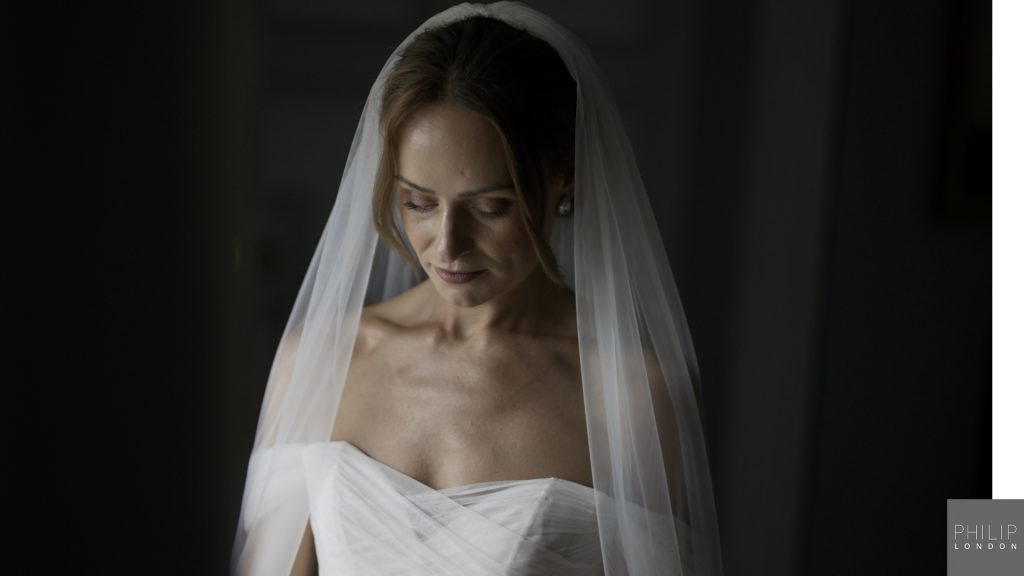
[231,3,724,576]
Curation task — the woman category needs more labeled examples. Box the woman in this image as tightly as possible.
[231,3,724,575]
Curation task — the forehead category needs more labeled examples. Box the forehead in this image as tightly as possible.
[395,103,510,191]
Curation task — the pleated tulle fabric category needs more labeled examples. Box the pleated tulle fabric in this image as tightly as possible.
[301,441,605,575]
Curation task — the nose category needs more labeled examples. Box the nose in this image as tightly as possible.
[435,206,473,265]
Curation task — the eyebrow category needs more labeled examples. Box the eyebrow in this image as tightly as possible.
[395,175,515,198]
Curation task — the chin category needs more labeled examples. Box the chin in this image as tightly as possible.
[430,273,495,305]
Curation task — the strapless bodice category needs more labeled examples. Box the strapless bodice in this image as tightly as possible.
[301,441,605,575]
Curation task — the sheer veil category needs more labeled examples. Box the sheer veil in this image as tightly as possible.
[230,2,724,575]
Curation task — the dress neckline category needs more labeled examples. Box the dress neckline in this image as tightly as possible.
[314,440,596,496]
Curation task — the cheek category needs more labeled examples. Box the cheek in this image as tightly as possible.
[494,225,536,266]
[400,216,427,255]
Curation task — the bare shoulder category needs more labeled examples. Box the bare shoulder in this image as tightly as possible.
[274,298,390,364]
[267,290,406,411]
[268,324,305,381]
[363,279,433,327]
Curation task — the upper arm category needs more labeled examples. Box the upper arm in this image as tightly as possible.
[642,346,693,522]
[255,325,305,441]
[288,519,318,576]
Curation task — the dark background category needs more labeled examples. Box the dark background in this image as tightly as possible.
[16,0,991,574]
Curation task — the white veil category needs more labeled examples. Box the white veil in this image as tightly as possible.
[229,2,724,575]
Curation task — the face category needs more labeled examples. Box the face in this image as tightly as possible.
[395,103,541,307]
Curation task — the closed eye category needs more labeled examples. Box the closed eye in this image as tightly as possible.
[402,201,434,213]
[476,203,511,219]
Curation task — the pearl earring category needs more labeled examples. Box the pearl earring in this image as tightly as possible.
[557,195,573,216]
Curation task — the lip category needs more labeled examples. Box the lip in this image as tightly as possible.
[435,266,486,284]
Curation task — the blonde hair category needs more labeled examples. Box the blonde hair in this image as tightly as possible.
[371,16,576,288]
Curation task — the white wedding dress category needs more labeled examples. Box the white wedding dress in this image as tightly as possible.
[231,3,725,572]
[301,441,606,575]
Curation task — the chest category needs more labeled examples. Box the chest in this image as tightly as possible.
[331,331,591,490]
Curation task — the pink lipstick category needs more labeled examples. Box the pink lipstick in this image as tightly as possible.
[435,266,485,284]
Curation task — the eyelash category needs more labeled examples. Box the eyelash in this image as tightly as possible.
[402,201,511,219]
